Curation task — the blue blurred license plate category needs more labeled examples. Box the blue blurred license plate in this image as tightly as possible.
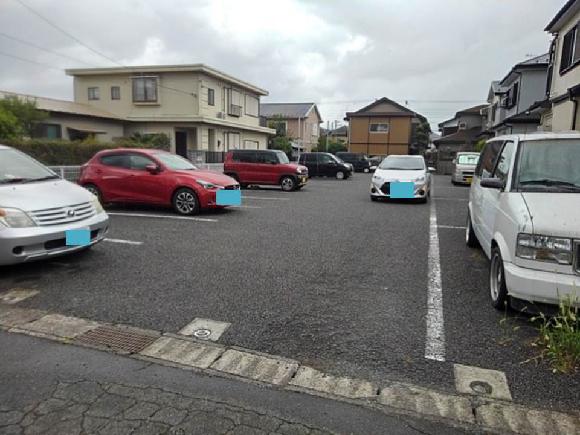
[216,189,242,206]
[65,229,90,246]
[390,182,414,199]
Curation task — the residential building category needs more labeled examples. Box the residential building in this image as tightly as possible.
[344,97,416,156]
[328,125,348,144]
[433,104,487,174]
[0,90,124,141]
[481,54,549,136]
[259,103,322,152]
[543,0,580,131]
[66,64,275,158]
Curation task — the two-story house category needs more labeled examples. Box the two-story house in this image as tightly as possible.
[433,104,487,174]
[65,64,275,158]
[344,97,416,156]
[259,103,322,152]
[481,54,549,136]
[543,0,580,131]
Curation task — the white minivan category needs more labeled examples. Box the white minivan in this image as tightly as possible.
[466,133,580,309]
[0,145,109,265]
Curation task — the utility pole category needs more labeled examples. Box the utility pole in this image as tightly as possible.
[326,120,329,152]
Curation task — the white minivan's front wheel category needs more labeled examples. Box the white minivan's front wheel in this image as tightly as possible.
[489,247,509,310]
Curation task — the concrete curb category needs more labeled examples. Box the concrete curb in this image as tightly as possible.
[1,305,578,435]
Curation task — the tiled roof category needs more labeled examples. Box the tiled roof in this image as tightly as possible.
[260,103,315,118]
[0,90,122,120]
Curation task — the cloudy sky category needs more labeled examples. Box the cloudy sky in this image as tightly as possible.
[0,0,563,130]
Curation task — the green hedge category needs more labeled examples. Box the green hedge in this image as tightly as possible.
[2,139,166,165]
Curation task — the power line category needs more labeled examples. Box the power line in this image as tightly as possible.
[0,49,62,71]
[0,32,94,66]
[11,0,196,98]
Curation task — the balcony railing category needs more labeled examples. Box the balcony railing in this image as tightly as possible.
[228,105,242,117]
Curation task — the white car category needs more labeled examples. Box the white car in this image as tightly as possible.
[0,145,109,265]
[370,155,433,202]
[466,133,580,309]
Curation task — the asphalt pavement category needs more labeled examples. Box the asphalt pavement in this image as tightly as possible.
[0,174,578,413]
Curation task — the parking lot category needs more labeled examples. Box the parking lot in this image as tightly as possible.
[1,174,578,412]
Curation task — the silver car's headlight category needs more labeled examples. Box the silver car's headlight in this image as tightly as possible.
[415,176,426,183]
[516,233,573,265]
[91,196,104,214]
[0,207,36,228]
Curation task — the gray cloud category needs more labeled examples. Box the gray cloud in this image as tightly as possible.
[0,0,561,129]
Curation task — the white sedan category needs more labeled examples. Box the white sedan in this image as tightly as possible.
[370,155,433,203]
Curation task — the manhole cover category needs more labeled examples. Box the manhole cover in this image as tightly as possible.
[75,325,158,354]
[193,329,211,340]
[469,381,493,395]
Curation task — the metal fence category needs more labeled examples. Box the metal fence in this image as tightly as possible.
[49,166,81,183]
[187,150,226,164]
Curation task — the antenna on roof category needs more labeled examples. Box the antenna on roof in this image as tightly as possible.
[525,53,535,58]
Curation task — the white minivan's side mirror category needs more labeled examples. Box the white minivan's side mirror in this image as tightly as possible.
[480,178,505,189]
[428,167,436,173]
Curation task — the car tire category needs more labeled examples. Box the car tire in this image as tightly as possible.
[363,168,370,173]
[370,196,378,202]
[465,211,479,248]
[172,187,200,215]
[489,246,509,310]
[336,171,345,180]
[280,176,296,192]
[84,184,103,203]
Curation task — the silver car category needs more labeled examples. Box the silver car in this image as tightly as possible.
[451,152,480,185]
[0,145,109,265]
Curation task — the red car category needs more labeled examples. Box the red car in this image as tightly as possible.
[79,149,239,215]
[223,150,308,191]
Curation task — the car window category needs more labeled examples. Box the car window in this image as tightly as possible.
[235,151,257,163]
[457,154,479,165]
[302,154,315,163]
[100,154,129,168]
[258,152,278,164]
[477,141,503,178]
[319,154,333,164]
[492,141,515,183]
[128,154,155,170]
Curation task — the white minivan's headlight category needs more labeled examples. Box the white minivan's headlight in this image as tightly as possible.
[516,233,573,265]
[0,207,36,228]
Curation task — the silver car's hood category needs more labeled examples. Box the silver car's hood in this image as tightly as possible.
[374,168,425,181]
[0,179,94,212]
[521,192,580,238]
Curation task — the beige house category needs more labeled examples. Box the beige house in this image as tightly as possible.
[0,90,124,141]
[259,103,322,152]
[65,64,275,157]
[543,0,580,131]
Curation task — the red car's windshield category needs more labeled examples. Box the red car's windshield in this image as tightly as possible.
[154,152,198,170]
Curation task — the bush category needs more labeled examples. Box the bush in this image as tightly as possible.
[2,138,167,165]
[0,107,21,140]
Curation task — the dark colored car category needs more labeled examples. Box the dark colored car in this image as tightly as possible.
[79,148,239,215]
[335,152,371,172]
[298,152,352,179]
[223,149,308,191]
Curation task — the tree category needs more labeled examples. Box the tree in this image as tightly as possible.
[269,136,292,155]
[411,114,432,154]
[0,96,48,138]
[0,107,21,140]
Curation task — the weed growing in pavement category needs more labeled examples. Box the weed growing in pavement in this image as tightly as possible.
[497,301,521,346]
[530,295,579,374]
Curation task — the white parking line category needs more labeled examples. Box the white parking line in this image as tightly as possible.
[104,238,143,245]
[438,225,467,230]
[242,196,289,201]
[433,197,468,202]
[425,185,446,362]
[107,212,218,222]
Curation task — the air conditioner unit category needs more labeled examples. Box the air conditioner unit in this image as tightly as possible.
[217,112,226,119]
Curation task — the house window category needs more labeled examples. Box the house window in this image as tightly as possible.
[132,77,158,103]
[88,87,99,100]
[369,123,389,132]
[509,82,518,108]
[32,123,62,139]
[560,25,580,73]
[227,89,242,117]
[208,88,215,106]
[245,94,259,117]
[111,86,121,100]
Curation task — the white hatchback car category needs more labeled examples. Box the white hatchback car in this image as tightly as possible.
[466,133,580,309]
[370,155,433,202]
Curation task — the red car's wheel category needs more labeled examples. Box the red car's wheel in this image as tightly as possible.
[172,188,200,215]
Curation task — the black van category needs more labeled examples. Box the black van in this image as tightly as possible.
[298,152,352,179]
[335,152,371,172]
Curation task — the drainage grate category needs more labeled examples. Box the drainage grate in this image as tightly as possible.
[75,325,158,354]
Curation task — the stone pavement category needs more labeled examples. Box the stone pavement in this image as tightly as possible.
[0,380,333,435]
